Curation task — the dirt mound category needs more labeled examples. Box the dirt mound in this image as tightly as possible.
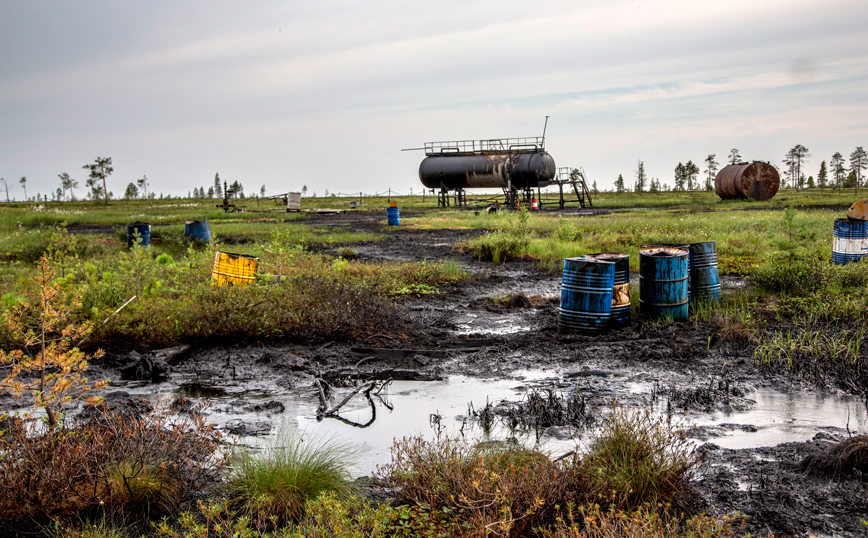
[505,293,533,310]
[801,434,868,477]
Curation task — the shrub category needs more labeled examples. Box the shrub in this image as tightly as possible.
[223,434,356,529]
[541,503,742,538]
[0,401,224,531]
[473,231,531,262]
[749,253,831,295]
[580,407,696,511]
[383,436,584,537]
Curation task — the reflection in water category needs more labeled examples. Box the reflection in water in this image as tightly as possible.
[124,372,868,475]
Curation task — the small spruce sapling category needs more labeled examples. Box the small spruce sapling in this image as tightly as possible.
[0,256,107,428]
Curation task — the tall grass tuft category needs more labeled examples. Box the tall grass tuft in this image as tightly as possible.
[224,434,356,529]
[581,407,696,511]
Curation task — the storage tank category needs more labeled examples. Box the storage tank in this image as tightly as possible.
[714,162,780,201]
[418,138,556,191]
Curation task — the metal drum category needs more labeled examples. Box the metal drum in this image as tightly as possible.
[688,242,721,303]
[832,218,868,265]
[558,257,615,335]
[126,222,151,248]
[639,246,689,321]
[212,252,259,287]
[714,162,780,201]
[580,253,630,327]
[387,207,400,226]
[185,220,212,243]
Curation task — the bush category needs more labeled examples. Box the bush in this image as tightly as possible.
[0,401,225,531]
[580,407,696,511]
[224,434,356,529]
[383,436,584,537]
[541,503,742,538]
[749,253,832,295]
[473,231,531,263]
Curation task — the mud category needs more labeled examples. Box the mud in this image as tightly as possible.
[77,212,868,537]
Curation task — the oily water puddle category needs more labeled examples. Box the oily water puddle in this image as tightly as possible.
[109,370,868,476]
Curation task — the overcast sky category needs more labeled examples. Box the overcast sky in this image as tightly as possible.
[2,0,867,200]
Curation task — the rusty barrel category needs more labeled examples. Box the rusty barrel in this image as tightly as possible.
[212,251,259,286]
[688,242,721,303]
[832,218,868,265]
[126,222,151,248]
[185,220,212,243]
[848,199,868,221]
[714,162,780,201]
[639,245,689,321]
[580,253,630,327]
[558,257,615,335]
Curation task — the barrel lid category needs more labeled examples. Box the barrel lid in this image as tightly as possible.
[639,245,688,257]
[581,252,629,261]
[216,251,259,261]
[128,221,150,226]
[186,219,208,224]
[564,256,614,271]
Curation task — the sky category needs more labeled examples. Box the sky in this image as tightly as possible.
[1,0,867,200]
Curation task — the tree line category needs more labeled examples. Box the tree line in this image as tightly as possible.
[611,145,867,195]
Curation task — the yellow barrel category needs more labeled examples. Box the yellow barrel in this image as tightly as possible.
[212,251,259,287]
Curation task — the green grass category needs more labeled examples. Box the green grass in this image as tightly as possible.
[224,434,356,528]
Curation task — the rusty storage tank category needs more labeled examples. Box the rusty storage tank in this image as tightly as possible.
[419,138,556,190]
[714,162,780,201]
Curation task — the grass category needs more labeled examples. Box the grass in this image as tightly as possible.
[224,434,356,529]
[580,407,696,512]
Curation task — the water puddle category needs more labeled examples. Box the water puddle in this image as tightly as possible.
[116,370,868,475]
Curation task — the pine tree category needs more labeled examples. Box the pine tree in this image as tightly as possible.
[817,161,828,191]
[214,173,223,199]
[614,174,625,193]
[674,163,686,191]
[704,154,718,191]
[849,146,867,195]
[685,160,700,191]
[82,157,113,206]
[0,256,107,428]
[728,148,741,165]
[136,175,149,200]
[634,161,646,193]
[124,182,139,199]
[783,145,810,190]
[831,152,847,192]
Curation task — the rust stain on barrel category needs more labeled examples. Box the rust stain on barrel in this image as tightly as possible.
[714,162,780,201]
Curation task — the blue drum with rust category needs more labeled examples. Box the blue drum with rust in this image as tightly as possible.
[558,257,615,335]
[688,241,721,303]
[126,222,151,248]
[580,253,630,328]
[387,207,400,226]
[639,245,689,321]
[185,220,212,243]
[832,218,868,265]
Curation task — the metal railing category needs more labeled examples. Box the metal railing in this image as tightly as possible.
[424,137,545,156]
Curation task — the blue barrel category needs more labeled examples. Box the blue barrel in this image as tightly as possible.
[688,242,721,303]
[126,222,151,248]
[387,207,400,226]
[832,218,868,265]
[558,257,615,335]
[185,220,212,243]
[580,253,630,327]
[639,246,689,321]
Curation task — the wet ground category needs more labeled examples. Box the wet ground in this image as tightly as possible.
[59,210,868,537]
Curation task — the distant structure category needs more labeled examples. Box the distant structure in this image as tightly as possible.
[418,136,556,209]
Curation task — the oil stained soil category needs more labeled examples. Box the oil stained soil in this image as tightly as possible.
[88,209,868,538]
